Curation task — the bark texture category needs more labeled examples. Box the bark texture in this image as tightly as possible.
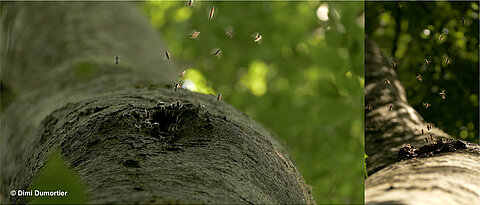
[364,37,480,204]
[1,2,314,204]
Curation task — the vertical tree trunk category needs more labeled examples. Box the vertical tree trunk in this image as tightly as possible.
[1,2,314,204]
[364,37,480,204]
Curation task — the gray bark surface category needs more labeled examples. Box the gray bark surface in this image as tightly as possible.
[364,37,480,204]
[1,2,314,204]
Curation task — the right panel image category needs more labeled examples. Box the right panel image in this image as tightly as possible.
[364,1,479,204]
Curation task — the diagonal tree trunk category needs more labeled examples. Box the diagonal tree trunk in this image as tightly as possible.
[1,2,314,204]
[364,37,480,204]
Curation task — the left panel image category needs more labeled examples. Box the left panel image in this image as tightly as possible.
[1,1,364,204]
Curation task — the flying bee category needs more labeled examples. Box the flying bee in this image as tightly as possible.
[217,93,222,101]
[389,104,393,111]
[416,74,422,81]
[429,135,434,141]
[208,6,215,20]
[445,57,450,64]
[365,104,372,111]
[165,50,171,60]
[426,124,432,131]
[190,30,200,39]
[224,26,235,38]
[115,56,119,66]
[423,102,431,109]
[461,17,465,24]
[211,48,222,58]
[439,90,445,99]
[253,32,263,44]
[421,129,424,135]
[390,61,397,69]
[385,78,391,85]
[180,70,186,78]
[439,35,443,41]
[174,83,181,92]
[424,59,431,65]
[187,0,194,7]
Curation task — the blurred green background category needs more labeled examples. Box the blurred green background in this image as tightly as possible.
[366,1,479,144]
[142,1,364,204]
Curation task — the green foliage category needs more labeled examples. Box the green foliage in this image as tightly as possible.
[366,2,479,144]
[142,2,364,203]
[28,149,88,204]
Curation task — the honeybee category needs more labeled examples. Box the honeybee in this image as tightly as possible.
[208,6,215,20]
[385,78,391,85]
[174,83,181,92]
[445,57,450,64]
[214,48,222,56]
[421,129,424,135]
[217,93,222,101]
[165,50,171,60]
[390,61,397,69]
[211,48,222,58]
[461,17,465,24]
[426,124,432,131]
[424,138,429,143]
[423,102,431,108]
[115,56,119,66]
[180,70,186,78]
[405,144,411,149]
[224,26,235,38]
[424,59,430,65]
[365,104,372,111]
[389,104,393,111]
[429,134,434,141]
[416,74,422,81]
[439,35,443,41]
[190,30,200,39]
[253,32,263,44]
[188,0,193,7]
[439,90,445,99]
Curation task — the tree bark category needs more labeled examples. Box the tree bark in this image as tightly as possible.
[1,2,314,204]
[364,37,480,204]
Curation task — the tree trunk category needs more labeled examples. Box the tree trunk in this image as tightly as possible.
[1,2,314,204]
[364,37,480,204]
